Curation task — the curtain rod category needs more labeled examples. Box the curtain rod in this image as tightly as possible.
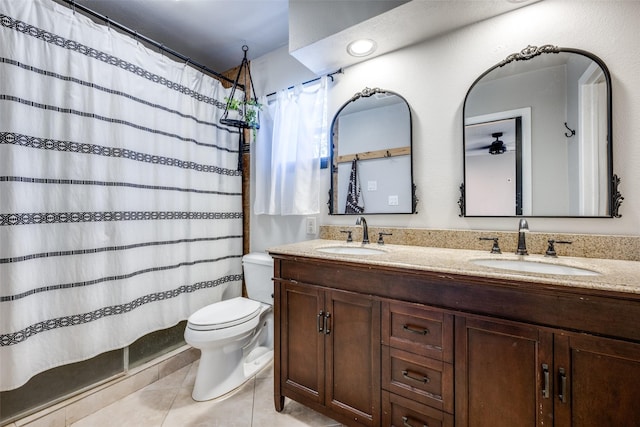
[60,0,240,88]
[265,69,343,97]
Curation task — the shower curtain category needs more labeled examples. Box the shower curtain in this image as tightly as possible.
[0,0,243,391]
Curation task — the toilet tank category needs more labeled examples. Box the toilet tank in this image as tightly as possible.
[242,252,274,304]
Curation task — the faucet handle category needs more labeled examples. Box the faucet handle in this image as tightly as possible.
[479,237,501,254]
[377,232,392,245]
[545,239,572,257]
[340,230,353,243]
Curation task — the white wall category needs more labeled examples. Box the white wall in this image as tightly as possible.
[250,0,640,253]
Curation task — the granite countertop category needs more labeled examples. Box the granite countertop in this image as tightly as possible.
[268,239,640,295]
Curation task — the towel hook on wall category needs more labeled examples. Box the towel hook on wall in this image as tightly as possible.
[564,122,575,138]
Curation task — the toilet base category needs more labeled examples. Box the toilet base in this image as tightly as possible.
[244,345,274,378]
[189,307,274,402]
[191,344,273,401]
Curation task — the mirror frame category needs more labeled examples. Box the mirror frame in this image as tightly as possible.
[460,44,623,218]
[328,87,418,215]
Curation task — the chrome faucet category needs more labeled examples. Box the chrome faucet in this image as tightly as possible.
[356,216,369,244]
[516,218,529,255]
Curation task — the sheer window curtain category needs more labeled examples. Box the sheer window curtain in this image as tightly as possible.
[254,77,328,215]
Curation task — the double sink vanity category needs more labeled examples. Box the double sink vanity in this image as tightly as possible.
[268,238,640,426]
[268,43,636,426]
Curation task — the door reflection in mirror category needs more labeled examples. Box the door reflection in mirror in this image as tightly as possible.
[465,117,523,216]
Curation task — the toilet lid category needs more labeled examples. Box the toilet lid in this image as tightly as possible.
[188,297,262,330]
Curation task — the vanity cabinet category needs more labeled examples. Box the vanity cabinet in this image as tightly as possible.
[553,333,640,426]
[456,315,640,427]
[275,279,381,426]
[455,316,554,426]
[270,252,640,427]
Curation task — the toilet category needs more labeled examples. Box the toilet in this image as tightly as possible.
[184,252,274,401]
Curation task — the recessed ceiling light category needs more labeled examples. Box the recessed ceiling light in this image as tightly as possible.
[347,39,377,57]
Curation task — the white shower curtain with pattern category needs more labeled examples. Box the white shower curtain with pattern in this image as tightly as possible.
[0,0,243,391]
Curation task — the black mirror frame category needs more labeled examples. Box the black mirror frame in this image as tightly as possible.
[328,87,418,215]
[459,44,623,218]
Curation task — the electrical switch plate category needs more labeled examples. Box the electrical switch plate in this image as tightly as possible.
[388,195,399,206]
[367,181,377,191]
[306,217,317,235]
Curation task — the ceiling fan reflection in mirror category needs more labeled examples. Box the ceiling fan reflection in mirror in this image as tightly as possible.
[489,132,506,155]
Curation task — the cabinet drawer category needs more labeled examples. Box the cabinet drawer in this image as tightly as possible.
[382,301,453,362]
[383,391,454,427]
[382,346,454,413]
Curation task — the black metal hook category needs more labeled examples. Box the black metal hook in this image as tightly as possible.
[564,122,575,138]
[328,68,343,82]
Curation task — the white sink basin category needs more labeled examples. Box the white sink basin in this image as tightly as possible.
[472,258,600,276]
[317,246,386,255]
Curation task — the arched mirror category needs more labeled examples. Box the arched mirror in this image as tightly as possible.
[461,45,623,217]
[329,88,417,214]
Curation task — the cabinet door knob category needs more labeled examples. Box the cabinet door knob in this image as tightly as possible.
[324,312,331,335]
[542,364,550,399]
[558,367,568,403]
[317,311,324,333]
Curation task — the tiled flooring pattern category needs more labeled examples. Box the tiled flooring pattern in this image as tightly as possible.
[70,361,343,427]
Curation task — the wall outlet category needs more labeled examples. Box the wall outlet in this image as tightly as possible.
[367,180,377,191]
[388,195,399,206]
[306,217,317,235]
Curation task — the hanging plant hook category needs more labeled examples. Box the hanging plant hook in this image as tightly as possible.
[220,45,261,131]
[220,46,263,171]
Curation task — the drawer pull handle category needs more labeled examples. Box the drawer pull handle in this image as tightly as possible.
[317,311,324,333]
[402,369,430,384]
[403,324,429,335]
[402,415,428,427]
[542,364,550,399]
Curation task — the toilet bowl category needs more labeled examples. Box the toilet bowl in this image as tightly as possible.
[184,252,274,401]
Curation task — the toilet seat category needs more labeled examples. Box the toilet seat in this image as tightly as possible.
[187,297,262,331]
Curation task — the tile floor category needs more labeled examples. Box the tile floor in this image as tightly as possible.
[69,360,343,427]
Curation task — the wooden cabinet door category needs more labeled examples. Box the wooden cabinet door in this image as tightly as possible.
[280,281,325,405]
[325,289,381,426]
[455,316,553,427]
[554,333,640,427]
